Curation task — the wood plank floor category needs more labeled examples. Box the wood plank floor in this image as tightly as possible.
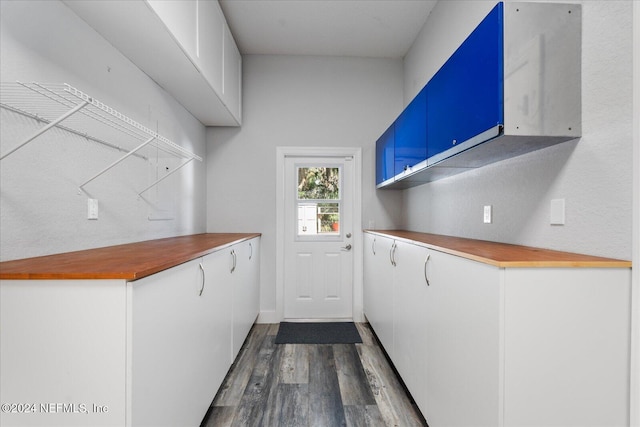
[202,323,427,427]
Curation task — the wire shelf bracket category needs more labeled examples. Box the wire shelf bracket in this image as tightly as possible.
[137,157,195,197]
[0,99,89,161]
[0,82,202,195]
[78,135,157,193]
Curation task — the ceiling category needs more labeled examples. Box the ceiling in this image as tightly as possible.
[219,0,438,59]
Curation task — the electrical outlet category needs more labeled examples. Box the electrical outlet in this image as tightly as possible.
[88,198,98,220]
[483,205,492,224]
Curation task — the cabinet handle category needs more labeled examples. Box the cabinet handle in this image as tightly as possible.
[198,262,205,296]
[230,250,236,273]
[372,238,376,255]
[389,243,394,266]
[424,253,430,286]
[394,243,398,266]
[390,243,397,267]
[393,243,398,266]
[249,242,253,260]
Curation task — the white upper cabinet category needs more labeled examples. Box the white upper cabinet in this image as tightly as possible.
[146,0,198,62]
[64,0,242,126]
[197,0,225,96]
[223,22,242,122]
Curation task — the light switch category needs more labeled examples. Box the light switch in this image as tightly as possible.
[483,205,492,224]
[88,198,98,220]
[550,198,565,225]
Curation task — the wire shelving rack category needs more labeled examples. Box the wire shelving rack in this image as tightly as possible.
[0,82,202,196]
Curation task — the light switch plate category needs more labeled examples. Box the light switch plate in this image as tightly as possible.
[88,198,98,220]
[550,198,565,225]
[483,205,492,224]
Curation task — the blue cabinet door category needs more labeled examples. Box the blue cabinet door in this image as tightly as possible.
[394,86,427,176]
[375,123,395,185]
[427,2,504,161]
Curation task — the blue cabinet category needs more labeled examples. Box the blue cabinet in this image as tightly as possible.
[394,86,427,176]
[426,3,503,163]
[375,1,580,189]
[375,123,395,186]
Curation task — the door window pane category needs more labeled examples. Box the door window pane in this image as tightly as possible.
[298,167,339,200]
[296,167,341,237]
[317,203,340,233]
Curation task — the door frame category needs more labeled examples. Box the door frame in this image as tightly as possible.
[276,146,363,322]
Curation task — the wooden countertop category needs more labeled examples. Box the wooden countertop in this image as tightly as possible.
[0,233,261,280]
[366,230,631,268]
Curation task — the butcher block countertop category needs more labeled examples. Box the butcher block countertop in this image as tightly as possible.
[0,233,261,280]
[367,230,631,268]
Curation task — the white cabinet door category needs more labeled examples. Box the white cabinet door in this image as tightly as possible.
[146,0,197,60]
[363,233,395,356]
[231,237,260,360]
[392,240,430,412]
[222,22,242,122]
[424,251,501,427]
[503,268,632,427]
[131,258,214,427]
[201,248,234,392]
[0,280,127,427]
[197,0,224,94]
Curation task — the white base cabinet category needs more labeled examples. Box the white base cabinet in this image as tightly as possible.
[363,231,631,427]
[0,237,260,427]
[231,238,260,361]
[0,280,127,427]
[503,268,631,427]
[131,257,231,427]
[363,233,395,357]
[424,247,500,427]
[391,239,430,413]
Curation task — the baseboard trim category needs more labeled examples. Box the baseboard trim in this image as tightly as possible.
[257,310,278,324]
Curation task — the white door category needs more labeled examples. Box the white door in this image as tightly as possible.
[284,156,354,319]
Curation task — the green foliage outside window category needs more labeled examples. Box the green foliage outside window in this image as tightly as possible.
[298,167,340,233]
[298,167,339,200]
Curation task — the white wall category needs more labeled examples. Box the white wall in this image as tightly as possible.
[631,2,639,424]
[206,54,403,316]
[0,0,207,261]
[400,0,633,260]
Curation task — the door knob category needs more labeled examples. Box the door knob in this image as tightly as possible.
[341,244,352,251]
[346,233,352,238]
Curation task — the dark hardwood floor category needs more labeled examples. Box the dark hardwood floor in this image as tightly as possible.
[202,323,426,427]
